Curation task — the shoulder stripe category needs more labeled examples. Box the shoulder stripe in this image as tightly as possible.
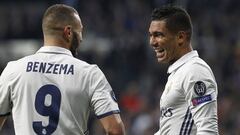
[84,130,89,135]
[179,108,194,135]
[179,108,190,135]
[183,112,192,135]
[186,119,194,135]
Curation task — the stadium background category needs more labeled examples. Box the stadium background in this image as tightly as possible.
[0,0,239,134]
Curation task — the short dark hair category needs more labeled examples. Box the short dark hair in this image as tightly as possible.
[151,6,192,40]
[42,4,79,35]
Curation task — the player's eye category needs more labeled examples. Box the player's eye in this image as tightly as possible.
[153,32,164,37]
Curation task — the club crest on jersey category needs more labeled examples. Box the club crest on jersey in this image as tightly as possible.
[194,81,206,96]
[110,91,117,102]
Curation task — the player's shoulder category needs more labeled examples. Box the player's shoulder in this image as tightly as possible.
[70,57,99,70]
[0,57,29,80]
[182,57,214,81]
[69,57,101,74]
[187,57,212,73]
[2,54,33,73]
[7,54,36,67]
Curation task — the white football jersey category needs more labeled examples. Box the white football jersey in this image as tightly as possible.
[0,46,120,135]
[155,51,219,135]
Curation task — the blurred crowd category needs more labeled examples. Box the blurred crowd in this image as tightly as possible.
[0,0,239,135]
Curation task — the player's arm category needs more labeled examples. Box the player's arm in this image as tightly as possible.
[89,66,126,135]
[184,64,218,134]
[0,62,14,130]
[0,116,7,130]
[99,114,125,135]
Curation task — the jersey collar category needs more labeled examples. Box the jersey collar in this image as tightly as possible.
[167,50,199,74]
[36,46,73,56]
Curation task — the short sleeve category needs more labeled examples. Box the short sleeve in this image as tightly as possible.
[183,64,217,106]
[89,65,120,119]
[0,63,14,116]
[183,63,218,134]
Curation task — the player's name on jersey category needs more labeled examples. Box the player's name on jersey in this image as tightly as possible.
[26,61,74,75]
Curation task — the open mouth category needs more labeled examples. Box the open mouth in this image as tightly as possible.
[159,48,164,53]
[155,48,165,53]
[155,48,165,59]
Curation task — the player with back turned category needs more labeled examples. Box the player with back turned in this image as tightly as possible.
[149,6,219,134]
[0,4,125,135]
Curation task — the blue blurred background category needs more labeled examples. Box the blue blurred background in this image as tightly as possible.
[0,0,239,135]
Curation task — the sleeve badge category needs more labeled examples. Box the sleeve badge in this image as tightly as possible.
[194,81,206,96]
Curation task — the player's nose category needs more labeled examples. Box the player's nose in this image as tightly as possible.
[149,37,158,48]
[150,41,159,48]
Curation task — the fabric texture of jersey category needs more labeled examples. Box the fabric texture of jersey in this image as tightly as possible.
[0,46,120,135]
[155,51,219,135]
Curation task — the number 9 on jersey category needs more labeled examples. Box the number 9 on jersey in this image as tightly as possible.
[32,84,62,135]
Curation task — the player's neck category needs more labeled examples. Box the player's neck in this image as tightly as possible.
[180,42,193,56]
[170,43,193,64]
[44,36,70,50]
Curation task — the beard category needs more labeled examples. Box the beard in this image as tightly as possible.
[70,32,80,57]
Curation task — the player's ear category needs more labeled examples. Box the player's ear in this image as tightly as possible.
[177,31,187,46]
[63,25,73,43]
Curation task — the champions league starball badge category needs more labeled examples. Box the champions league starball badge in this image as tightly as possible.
[194,81,206,96]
